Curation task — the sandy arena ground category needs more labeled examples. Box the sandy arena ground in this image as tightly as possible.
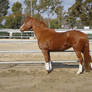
[0,39,92,92]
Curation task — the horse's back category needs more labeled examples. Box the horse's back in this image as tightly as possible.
[66,30,88,50]
[67,30,87,37]
[67,30,88,41]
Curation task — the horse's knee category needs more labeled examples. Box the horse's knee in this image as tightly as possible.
[78,58,83,64]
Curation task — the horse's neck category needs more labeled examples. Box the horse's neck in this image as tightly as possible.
[31,19,49,40]
[32,26,44,40]
[32,25,55,40]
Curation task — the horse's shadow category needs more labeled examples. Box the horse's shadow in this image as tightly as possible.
[52,62,78,69]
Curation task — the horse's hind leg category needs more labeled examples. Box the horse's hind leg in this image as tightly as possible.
[89,55,92,69]
[74,50,84,74]
[90,59,92,69]
[42,50,52,73]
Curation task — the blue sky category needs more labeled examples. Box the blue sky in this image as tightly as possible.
[9,0,75,17]
[62,0,75,11]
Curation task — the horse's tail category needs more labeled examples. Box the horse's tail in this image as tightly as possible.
[83,40,91,71]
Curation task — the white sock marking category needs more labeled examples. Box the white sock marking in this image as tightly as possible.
[45,61,52,71]
[90,63,92,69]
[77,64,83,74]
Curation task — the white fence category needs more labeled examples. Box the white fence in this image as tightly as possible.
[0,29,92,38]
[0,39,92,64]
[0,39,92,54]
[0,29,92,64]
[0,29,92,32]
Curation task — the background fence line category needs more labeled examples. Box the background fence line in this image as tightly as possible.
[0,39,91,53]
[0,60,78,64]
[0,39,91,64]
[0,30,92,64]
[0,29,92,39]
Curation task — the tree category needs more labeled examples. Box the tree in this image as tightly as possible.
[82,0,92,28]
[68,0,83,17]
[33,13,43,20]
[55,6,63,28]
[24,0,37,16]
[38,0,63,28]
[65,14,76,29]
[66,0,83,28]
[24,0,45,20]
[50,18,61,29]
[5,2,23,29]
[68,0,92,28]
[5,14,23,29]
[12,2,22,14]
[0,0,9,26]
[24,0,63,28]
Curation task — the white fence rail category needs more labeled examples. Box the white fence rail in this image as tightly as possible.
[0,39,91,54]
[0,29,92,32]
[0,39,91,64]
[0,60,78,64]
[0,29,92,38]
[0,29,92,64]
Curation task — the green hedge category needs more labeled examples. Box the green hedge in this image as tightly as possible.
[88,34,92,39]
[0,32,91,39]
[0,31,34,39]
[0,32,9,38]
[12,32,34,39]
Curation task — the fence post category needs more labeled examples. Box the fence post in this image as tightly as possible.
[9,32,13,39]
[21,32,23,39]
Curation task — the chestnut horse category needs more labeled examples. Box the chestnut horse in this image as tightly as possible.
[20,16,92,74]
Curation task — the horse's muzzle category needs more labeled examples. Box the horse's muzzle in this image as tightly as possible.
[20,27,24,32]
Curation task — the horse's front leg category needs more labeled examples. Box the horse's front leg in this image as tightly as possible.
[42,50,53,73]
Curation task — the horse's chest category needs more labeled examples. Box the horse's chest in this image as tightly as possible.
[38,40,49,49]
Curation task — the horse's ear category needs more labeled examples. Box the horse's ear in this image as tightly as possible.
[25,14,31,19]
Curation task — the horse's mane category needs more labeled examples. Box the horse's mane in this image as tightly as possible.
[25,16,55,32]
[32,17,47,27]
[25,15,47,28]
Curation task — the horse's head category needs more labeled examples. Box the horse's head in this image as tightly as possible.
[20,15,47,32]
[20,15,33,32]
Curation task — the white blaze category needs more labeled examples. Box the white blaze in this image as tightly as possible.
[20,24,25,30]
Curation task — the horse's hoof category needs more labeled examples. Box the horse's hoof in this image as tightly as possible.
[76,71,83,75]
[85,70,90,72]
[47,69,53,74]
[85,67,90,72]
[47,71,51,74]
